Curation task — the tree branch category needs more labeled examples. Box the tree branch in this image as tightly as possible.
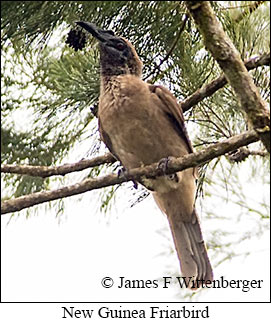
[185,1,270,152]
[1,130,259,215]
[1,153,116,177]
[181,52,270,112]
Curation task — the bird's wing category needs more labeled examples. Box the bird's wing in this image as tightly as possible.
[98,119,122,162]
[148,84,194,154]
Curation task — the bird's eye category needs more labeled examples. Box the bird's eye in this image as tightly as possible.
[115,42,125,51]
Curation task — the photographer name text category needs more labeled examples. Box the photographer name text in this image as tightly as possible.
[101,276,263,292]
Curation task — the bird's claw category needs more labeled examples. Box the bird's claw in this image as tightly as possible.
[157,157,172,175]
[157,157,178,182]
[118,167,128,179]
[118,167,138,189]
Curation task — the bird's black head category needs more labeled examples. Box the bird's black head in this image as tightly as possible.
[76,21,142,77]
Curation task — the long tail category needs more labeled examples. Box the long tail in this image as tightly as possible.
[167,208,213,289]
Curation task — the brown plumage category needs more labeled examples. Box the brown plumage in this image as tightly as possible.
[76,22,213,288]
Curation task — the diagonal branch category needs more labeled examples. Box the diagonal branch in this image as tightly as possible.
[1,153,116,178]
[1,130,259,215]
[185,1,270,152]
[181,52,270,112]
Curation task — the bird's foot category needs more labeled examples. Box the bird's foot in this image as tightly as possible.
[157,157,171,174]
[157,157,178,182]
[118,167,138,189]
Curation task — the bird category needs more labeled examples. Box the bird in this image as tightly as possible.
[76,21,213,288]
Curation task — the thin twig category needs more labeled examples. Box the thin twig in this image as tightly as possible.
[1,153,116,178]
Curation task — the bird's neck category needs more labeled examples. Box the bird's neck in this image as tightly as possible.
[100,57,131,76]
[100,74,121,95]
[100,64,134,94]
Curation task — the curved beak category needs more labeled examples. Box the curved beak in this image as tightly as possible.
[76,21,116,43]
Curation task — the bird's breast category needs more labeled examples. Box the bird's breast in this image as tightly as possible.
[98,75,188,170]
